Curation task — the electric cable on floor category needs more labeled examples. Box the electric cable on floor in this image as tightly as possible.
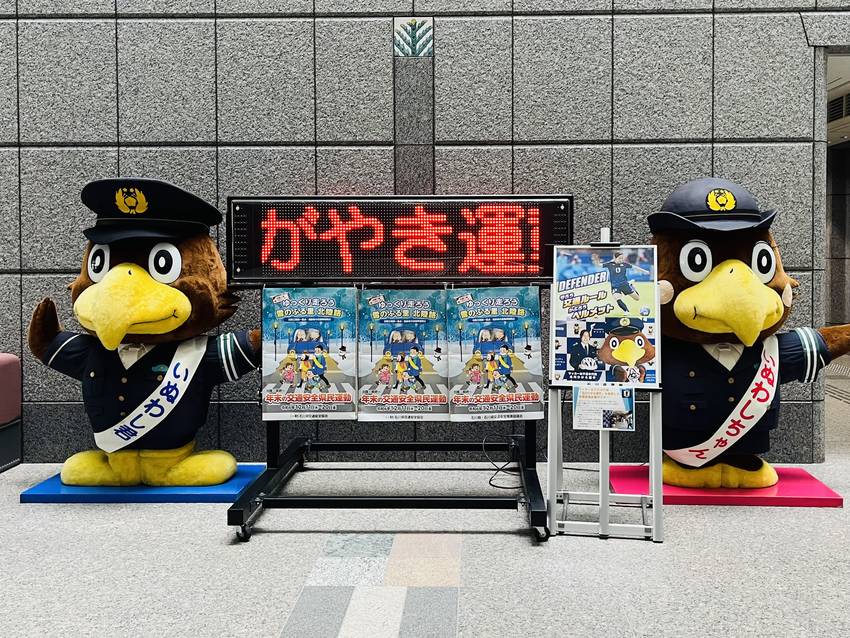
[481,435,522,490]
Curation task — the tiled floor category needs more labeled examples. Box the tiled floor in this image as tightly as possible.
[2,385,850,636]
[283,533,459,637]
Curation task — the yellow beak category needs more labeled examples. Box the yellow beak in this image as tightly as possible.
[611,339,645,367]
[73,263,191,350]
[673,259,784,347]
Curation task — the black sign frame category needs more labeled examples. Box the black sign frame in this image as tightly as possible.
[226,195,573,287]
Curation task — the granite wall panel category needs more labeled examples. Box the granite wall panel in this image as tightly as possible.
[513,16,611,143]
[18,19,117,144]
[434,17,512,142]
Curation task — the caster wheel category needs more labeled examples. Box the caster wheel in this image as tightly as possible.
[532,527,550,542]
[236,526,252,542]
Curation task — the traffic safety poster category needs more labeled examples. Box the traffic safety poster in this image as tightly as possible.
[448,286,544,421]
[550,246,661,389]
[261,287,358,420]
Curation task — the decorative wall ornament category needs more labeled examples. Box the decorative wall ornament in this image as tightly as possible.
[394,17,433,57]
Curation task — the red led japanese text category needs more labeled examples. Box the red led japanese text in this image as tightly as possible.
[258,203,542,277]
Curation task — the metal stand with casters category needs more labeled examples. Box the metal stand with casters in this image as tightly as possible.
[223,196,574,543]
[546,387,664,542]
[228,420,549,542]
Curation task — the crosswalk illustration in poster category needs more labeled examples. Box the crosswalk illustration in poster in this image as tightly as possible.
[261,287,358,420]
[448,286,544,421]
[357,289,449,421]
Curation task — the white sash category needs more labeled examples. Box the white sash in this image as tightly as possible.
[94,337,208,453]
[665,335,779,468]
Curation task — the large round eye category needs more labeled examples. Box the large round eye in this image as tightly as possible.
[87,244,110,282]
[148,242,182,284]
[608,337,620,350]
[635,336,645,348]
[751,241,776,284]
[679,240,713,283]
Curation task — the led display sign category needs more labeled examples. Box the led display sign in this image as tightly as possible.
[227,196,572,285]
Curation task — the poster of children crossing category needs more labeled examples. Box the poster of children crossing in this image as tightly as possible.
[448,286,544,421]
[357,289,449,421]
[261,287,358,420]
[550,246,661,389]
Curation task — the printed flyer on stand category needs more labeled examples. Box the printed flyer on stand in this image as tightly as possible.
[572,386,636,431]
[261,287,358,420]
[448,286,544,421]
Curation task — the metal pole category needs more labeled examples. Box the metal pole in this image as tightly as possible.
[547,387,562,535]
[649,399,655,498]
[597,225,612,538]
[650,391,664,542]
[266,420,281,468]
[599,429,610,538]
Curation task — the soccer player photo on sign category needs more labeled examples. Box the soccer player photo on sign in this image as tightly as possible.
[603,251,651,313]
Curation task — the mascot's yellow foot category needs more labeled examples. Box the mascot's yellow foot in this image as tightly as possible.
[60,449,141,486]
[663,455,779,489]
[61,440,237,487]
[155,450,237,486]
[139,440,237,486]
[662,455,722,488]
[718,458,779,488]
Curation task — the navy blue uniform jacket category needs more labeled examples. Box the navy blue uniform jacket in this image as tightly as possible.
[568,342,598,370]
[662,328,830,454]
[42,331,259,450]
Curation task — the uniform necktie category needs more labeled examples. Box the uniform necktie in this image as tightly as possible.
[117,343,153,369]
[702,342,744,371]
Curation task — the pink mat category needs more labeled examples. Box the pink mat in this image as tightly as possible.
[610,465,843,507]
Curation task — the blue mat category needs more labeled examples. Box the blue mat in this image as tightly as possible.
[20,463,265,503]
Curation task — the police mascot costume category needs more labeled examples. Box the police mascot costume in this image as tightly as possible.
[650,177,850,489]
[28,178,259,487]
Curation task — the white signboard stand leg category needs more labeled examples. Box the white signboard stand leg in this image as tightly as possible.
[547,388,663,542]
[650,391,664,538]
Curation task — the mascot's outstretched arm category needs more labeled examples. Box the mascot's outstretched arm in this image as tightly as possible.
[649,177,843,490]
[247,328,261,353]
[817,325,850,360]
[28,297,61,361]
[30,178,262,488]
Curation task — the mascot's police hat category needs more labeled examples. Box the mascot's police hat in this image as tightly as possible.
[608,317,644,336]
[647,177,775,233]
[81,178,221,243]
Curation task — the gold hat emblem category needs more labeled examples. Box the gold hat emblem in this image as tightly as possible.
[115,187,148,214]
[706,188,736,212]
[619,317,630,327]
